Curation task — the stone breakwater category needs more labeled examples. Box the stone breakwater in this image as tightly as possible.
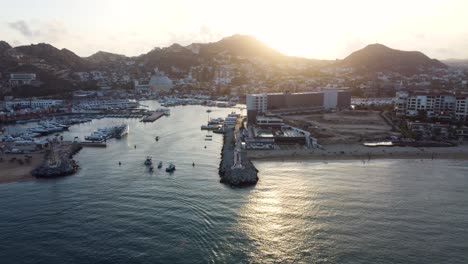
[32,143,82,178]
[218,129,258,187]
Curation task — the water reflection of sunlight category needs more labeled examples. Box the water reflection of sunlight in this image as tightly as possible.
[236,170,328,262]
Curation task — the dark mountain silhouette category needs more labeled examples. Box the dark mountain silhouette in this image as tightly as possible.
[0,37,452,81]
[198,34,285,59]
[85,51,127,65]
[14,43,88,70]
[0,41,12,53]
[340,44,447,73]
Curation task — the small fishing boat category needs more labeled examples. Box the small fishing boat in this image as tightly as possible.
[144,156,152,165]
[165,163,176,172]
[206,109,212,113]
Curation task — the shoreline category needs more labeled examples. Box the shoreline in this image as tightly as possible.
[0,153,45,184]
[247,144,468,161]
[0,142,83,185]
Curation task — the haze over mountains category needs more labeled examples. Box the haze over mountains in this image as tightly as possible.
[0,35,448,73]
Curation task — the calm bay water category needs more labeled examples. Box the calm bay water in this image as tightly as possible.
[1,102,467,263]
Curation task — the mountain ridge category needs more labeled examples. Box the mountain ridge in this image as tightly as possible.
[340,43,447,73]
[0,36,448,75]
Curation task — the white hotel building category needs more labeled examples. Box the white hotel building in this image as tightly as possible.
[395,91,468,121]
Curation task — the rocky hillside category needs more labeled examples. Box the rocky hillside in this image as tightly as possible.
[340,44,447,74]
[85,51,128,65]
[14,43,89,71]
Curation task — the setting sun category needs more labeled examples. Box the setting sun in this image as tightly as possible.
[1,0,467,59]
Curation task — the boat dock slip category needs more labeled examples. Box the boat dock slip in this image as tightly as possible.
[142,112,165,122]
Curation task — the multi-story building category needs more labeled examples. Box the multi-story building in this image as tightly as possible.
[246,89,351,123]
[9,73,37,87]
[395,90,468,121]
[456,96,468,121]
[5,99,64,110]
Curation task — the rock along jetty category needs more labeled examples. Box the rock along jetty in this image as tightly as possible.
[219,128,258,187]
[32,141,82,178]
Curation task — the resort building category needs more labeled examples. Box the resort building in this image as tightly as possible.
[246,89,351,124]
[395,90,468,121]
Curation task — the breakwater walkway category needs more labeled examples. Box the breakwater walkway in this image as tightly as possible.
[219,126,258,187]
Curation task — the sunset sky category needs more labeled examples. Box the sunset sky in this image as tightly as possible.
[1,0,467,59]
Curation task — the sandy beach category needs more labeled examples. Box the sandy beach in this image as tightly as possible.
[247,144,468,161]
[0,153,45,184]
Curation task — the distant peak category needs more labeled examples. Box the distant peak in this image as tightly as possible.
[0,40,12,51]
[362,43,392,50]
[218,34,258,43]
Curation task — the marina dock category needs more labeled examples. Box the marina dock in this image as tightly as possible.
[142,112,164,122]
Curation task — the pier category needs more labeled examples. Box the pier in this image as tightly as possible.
[142,111,165,122]
[218,118,258,187]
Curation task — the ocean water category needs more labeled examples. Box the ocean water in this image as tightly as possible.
[1,102,467,264]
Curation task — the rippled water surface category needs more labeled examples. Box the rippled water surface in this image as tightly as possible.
[1,102,467,263]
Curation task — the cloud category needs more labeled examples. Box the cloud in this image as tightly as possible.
[8,20,39,38]
[7,19,68,43]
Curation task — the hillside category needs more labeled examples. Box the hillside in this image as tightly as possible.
[198,34,285,60]
[340,44,447,74]
[442,59,468,69]
[14,43,89,71]
[85,51,128,65]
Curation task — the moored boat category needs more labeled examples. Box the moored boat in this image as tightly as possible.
[165,163,176,172]
[144,156,152,165]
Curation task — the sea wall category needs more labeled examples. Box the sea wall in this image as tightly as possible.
[32,142,82,178]
[219,128,258,187]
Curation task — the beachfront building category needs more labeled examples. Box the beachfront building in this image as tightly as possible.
[395,90,468,121]
[246,89,351,124]
[245,124,318,149]
[9,73,36,87]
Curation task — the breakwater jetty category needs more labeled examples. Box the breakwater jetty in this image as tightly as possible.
[32,141,82,178]
[219,128,258,187]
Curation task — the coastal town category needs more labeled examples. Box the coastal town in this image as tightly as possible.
[1,36,468,186]
[3,1,468,263]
